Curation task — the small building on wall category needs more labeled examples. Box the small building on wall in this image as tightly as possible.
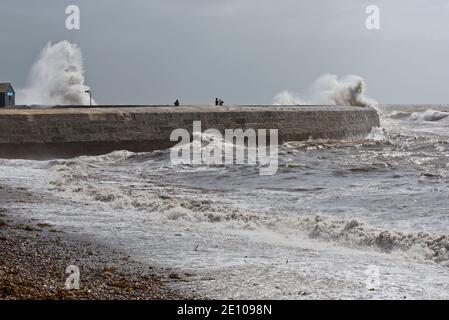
[0,82,15,107]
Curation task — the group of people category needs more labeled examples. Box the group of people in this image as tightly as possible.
[173,98,225,106]
[215,98,224,106]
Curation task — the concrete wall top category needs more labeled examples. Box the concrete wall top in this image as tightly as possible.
[0,105,371,115]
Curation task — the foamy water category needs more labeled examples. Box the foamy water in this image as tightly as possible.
[1,105,449,299]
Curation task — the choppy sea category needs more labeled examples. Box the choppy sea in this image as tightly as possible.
[2,105,449,299]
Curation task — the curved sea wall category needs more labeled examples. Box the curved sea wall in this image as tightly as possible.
[0,105,380,159]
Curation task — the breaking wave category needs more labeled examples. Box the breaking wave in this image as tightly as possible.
[364,127,389,143]
[302,216,449,265]
[17,40,95,106]
[46,154,449,266]
[409,109,449,122]
[171,132,238,155]
[274,74,377,108]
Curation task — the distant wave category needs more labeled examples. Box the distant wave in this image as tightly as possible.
[274,74,377,108]
[409,109,449,122]
[388,110,412,119]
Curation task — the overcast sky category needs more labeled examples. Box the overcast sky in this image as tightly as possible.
[1,0,449,104]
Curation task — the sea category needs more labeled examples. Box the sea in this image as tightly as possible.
[1,104,449,299]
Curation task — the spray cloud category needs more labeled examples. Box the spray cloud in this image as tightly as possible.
[17,40,94,106]
[274,74,376,108]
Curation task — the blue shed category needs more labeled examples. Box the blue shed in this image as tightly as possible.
[0,82,15,107]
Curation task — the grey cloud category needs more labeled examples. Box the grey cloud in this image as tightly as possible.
[1,0,449,104]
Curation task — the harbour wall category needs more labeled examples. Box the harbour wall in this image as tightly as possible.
[0,105,380,159]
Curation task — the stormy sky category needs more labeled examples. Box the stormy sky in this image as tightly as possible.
[1,0,449,104]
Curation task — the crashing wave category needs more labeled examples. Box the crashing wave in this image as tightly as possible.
[17,40,94,106]
[303,216,449,265]
[47,156,449,266]
[274,74,377,108]
[409,109,449,122]
[364,127,389,143]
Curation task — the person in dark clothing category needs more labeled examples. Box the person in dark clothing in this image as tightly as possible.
[174,99,180,106]
[219,99,224,106]
[215,98,219,106]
